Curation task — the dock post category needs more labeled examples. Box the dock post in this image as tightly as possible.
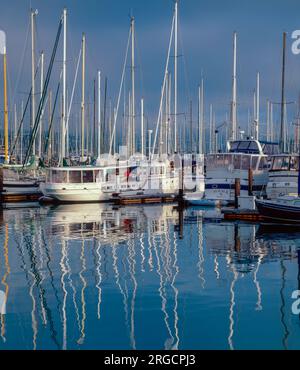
[234,178,240,209]
[0,167,3,203]
[179,157,184,200]
[248,168,253,196]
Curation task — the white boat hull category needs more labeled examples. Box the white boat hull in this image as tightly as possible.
[2,180,41,195]
[266,171,298,199]
[40,182,108,203]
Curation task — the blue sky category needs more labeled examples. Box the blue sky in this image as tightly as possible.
[1,0,300,140]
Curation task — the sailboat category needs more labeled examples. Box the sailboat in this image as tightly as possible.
[203,33,279,205]
[40,11,112,203]
[0,29,42,201]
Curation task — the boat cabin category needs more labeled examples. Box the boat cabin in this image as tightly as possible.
[206,153,269,172]
[45,167,104,184]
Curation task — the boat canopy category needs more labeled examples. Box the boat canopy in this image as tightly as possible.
[206,153,268,171]
[227,140,279,155]
[46,167,104,184]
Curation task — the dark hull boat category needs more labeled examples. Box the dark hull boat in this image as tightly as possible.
[256,196,300,224]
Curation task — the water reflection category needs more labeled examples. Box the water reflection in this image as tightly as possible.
[0,204,300,349]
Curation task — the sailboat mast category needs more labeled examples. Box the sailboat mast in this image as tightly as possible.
[39,51,44,158]
[93,79,96,157]
[231,31,237,141]
[270,102,274,142]
[97,70,101,158]
[141,98,144,156]
[31,9,37,157]
[131,17,135,156]
[174,0,178,153]
[2,37,9,163]
[14,104,17,151]
[209,104,213,153]
[61,9,67,161]
[255,72,260,140]
[199,77,204,154]
[81,33,86,161]
[267,100,270,142]
[280,32,287,153]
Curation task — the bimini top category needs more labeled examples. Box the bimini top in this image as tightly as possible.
[227,140,280,156]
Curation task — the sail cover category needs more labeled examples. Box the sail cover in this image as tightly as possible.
[0,30,6,55]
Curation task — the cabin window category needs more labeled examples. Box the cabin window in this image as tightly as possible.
[94,170,102,182]
[82,171,94,183]
[230,142,239,151]
[241,156,250,170]
[238,142,250,150]
[233,156,241,170]
[52,170,67,183]
[223,155,232,167]
[251,157,258,169]
[248,141,259,154]
[272,157,289,171]
[258,157,269,170]
[69,171,82,184]
[290,156,299,171]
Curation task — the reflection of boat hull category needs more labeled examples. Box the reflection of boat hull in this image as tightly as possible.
[256,198,300,224]
[256,223,300,238]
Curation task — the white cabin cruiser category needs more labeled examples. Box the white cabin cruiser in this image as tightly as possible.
[266,154,299,199]
[40,166,108,202]
[204,139,279,204]
[40,157,146,203]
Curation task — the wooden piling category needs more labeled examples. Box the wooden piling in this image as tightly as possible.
[248,168,253,196]
[234,178,240,209]
[0,167,3,193]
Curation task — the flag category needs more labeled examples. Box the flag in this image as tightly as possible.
[0,30,6,55]
[124,166,138,179]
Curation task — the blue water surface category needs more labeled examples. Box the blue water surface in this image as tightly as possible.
[0,203,299,350]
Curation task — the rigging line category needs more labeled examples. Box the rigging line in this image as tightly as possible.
[10,15,31,109]
[178,16,191,108]
[151,12,175,159]
[10,57,42,157]
[109,25,132,155]
[64,47,82,139]
[23,16,63,168]
[43,78,61,156]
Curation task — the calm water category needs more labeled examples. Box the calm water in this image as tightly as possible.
[0,203,300,350]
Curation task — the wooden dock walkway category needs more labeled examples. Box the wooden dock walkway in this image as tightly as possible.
[111,194,178,206]
[1,192,42,203]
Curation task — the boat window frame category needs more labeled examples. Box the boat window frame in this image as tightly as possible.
[271,156,290,171]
